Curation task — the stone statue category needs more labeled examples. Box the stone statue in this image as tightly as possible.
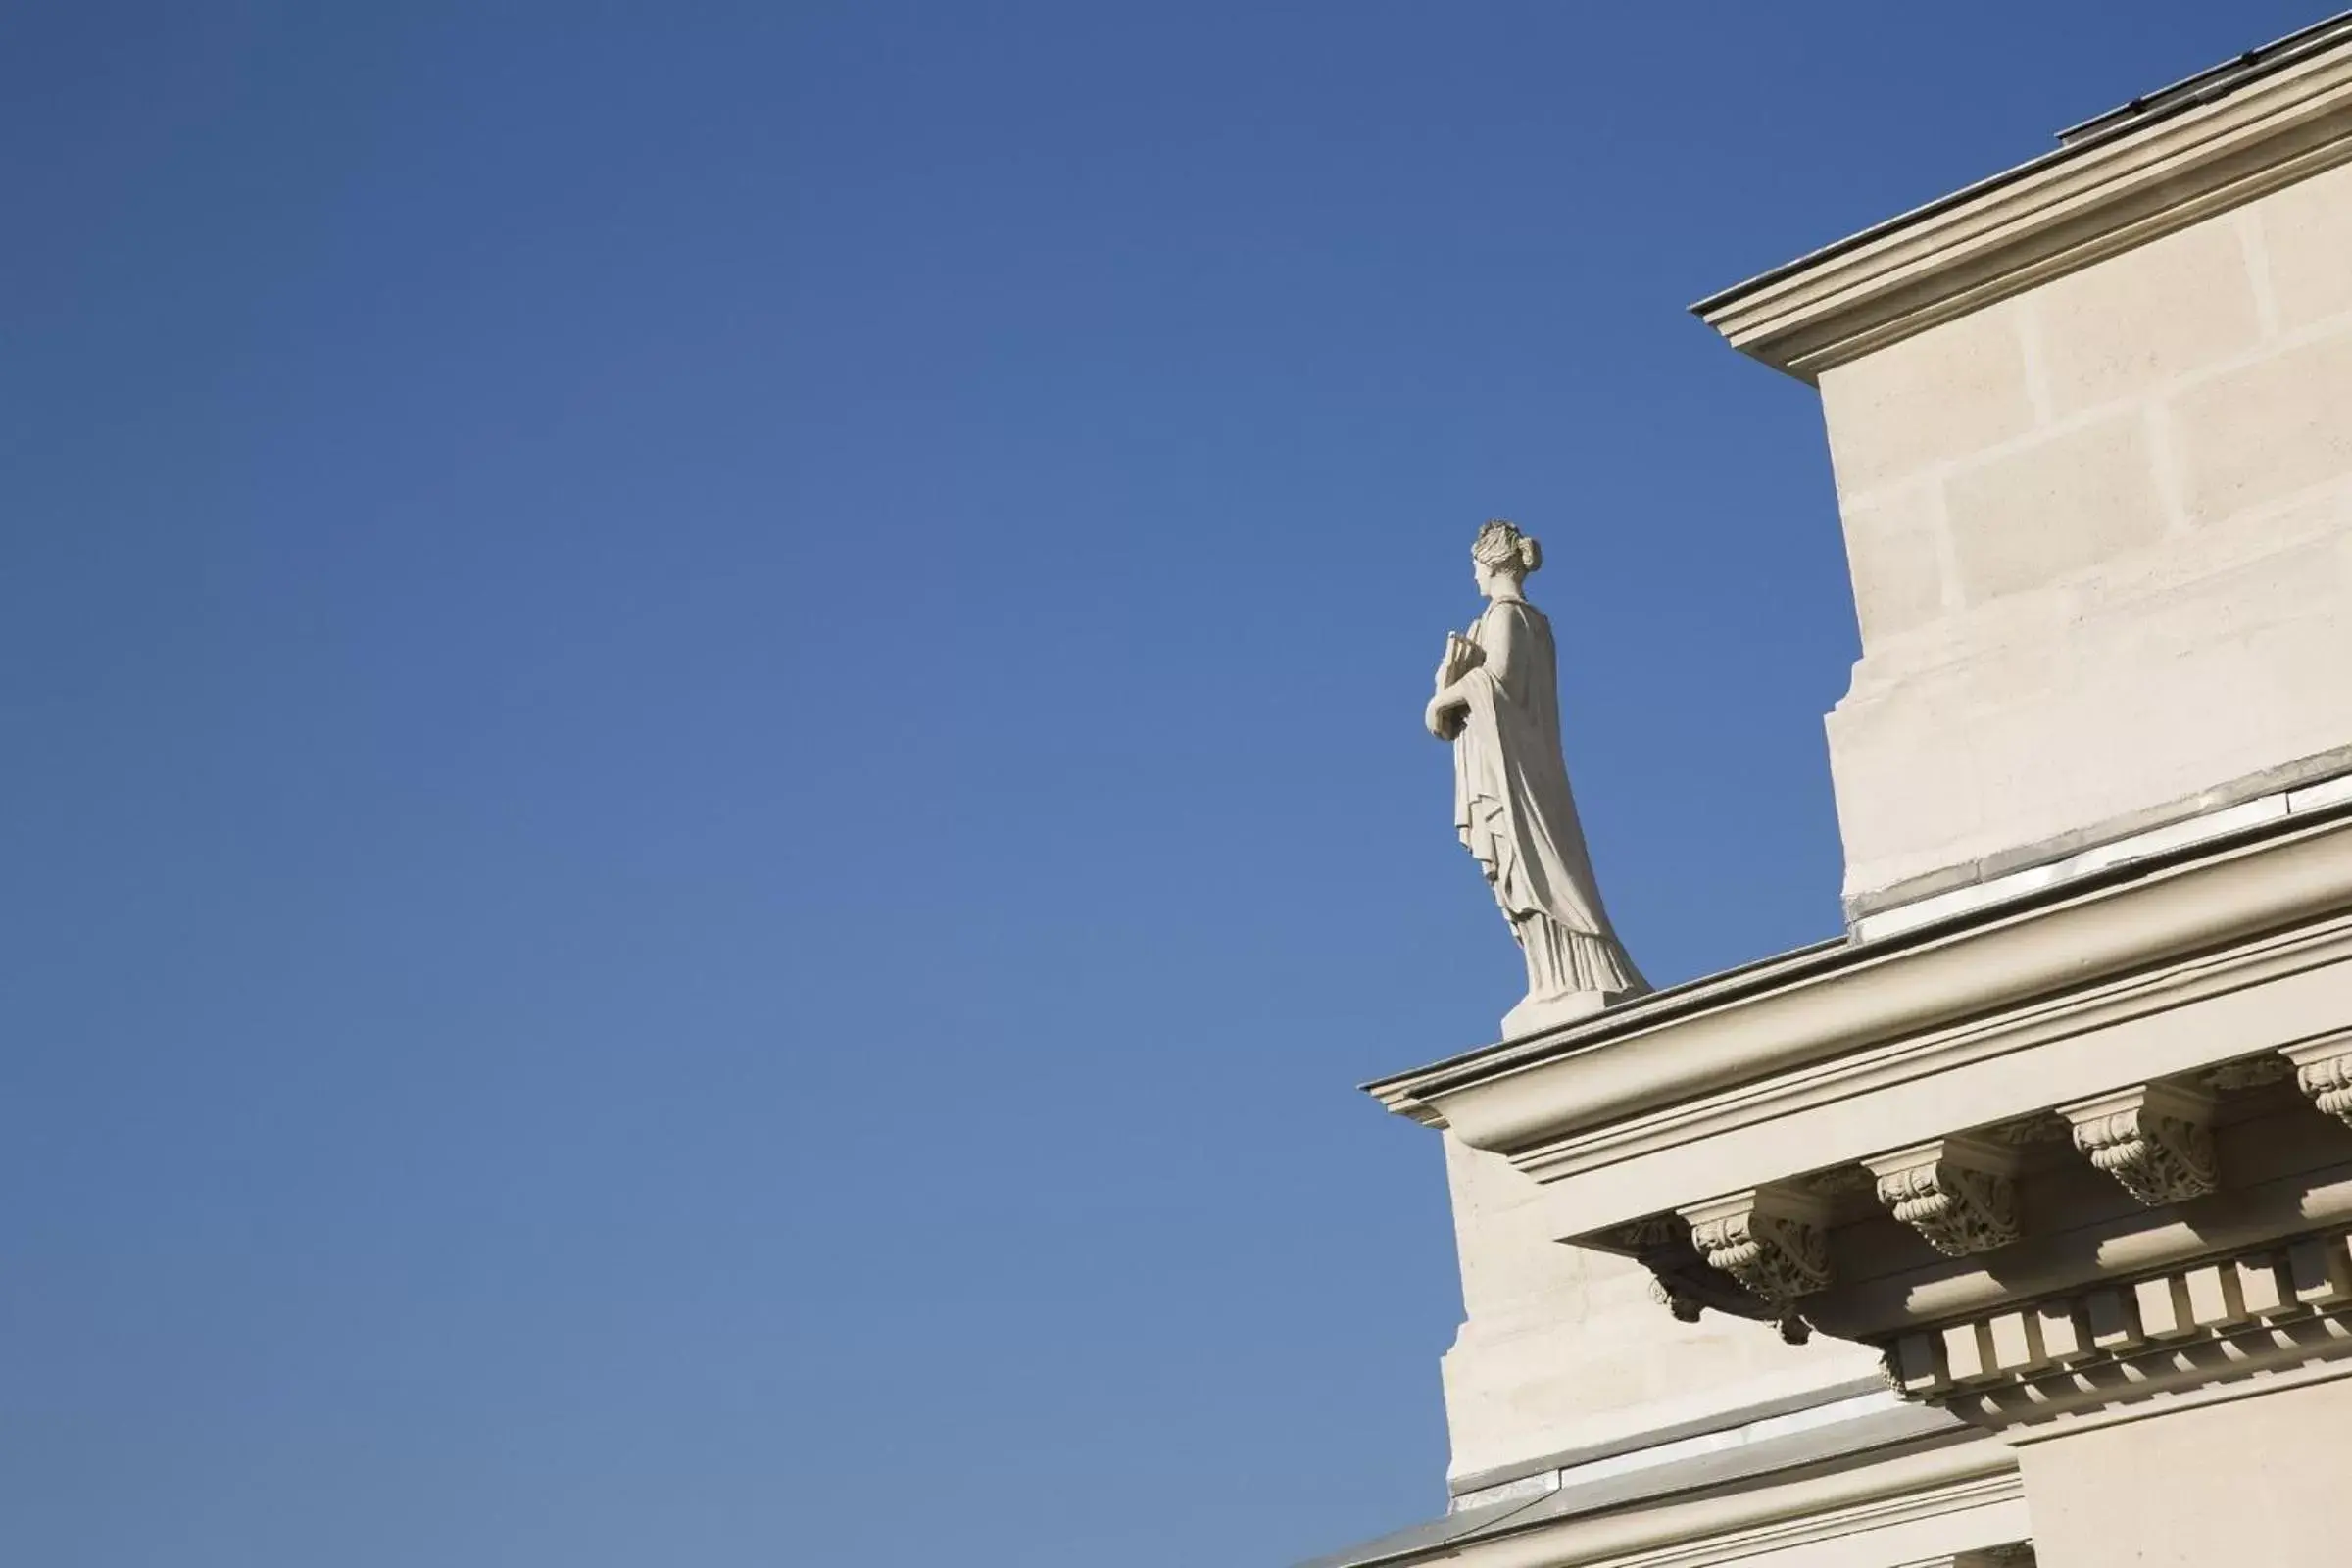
[1425,519,1647,1035]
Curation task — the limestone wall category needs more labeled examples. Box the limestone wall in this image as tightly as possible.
[1819,156,2352,908]
[1437,1133,1878,1488]
[2018,1374,2352,1567]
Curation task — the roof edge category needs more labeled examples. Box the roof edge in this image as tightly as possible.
[1691,18,2352,381]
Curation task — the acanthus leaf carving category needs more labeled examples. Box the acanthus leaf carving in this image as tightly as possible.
[2062,1084,2218,1206]
[2281,1037,2352,1130]
[1978,1112,2069,1147]
[2200,1054,2293,1092]
[1868,1139,2021,1256]
[1647,1274,1704,1322]
[1683,1189,1832,1314]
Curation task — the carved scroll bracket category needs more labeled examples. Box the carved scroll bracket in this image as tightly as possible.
[2281,1034,2352,1130]
[1681,1186,1832,1339]
[1591,1215,1783,1330]
[2060,1082,2218,1206]
[1866,1137,2022,1256]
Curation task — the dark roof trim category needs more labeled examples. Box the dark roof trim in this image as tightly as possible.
[1690,9,2352,319]
[2060,8,2352,145]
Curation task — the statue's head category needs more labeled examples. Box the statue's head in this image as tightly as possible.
[1471,518,1543,595]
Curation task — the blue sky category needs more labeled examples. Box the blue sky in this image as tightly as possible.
[3,3,2329,1564]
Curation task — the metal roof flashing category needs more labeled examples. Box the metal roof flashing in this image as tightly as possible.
[2057,7,2352,146]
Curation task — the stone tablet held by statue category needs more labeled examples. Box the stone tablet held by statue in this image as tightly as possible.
[1424,519,1647,1036]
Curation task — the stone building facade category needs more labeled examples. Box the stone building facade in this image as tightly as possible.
[1308,14,2352,1568]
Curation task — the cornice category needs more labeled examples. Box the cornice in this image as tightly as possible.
[1517,909,2352,1189]
[1692,37,2352,381]
[1813,1143,2352,1340]
[1372,810,2352,1173]
[1361,937,1849,1129]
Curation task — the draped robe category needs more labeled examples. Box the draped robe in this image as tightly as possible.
[1451,596,1645,1004]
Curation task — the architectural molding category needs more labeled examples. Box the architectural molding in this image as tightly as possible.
[1444,1379,1894,1507]
[1591,1215,1782,1328]
[1311,22,2352,1568]
[1681,1189,1830,1337]
[1807,1144,2352,1342]
[1514,905,2352,1205]
[1438,1444,2022,1568]
[2281,1032,2352,1128]
[1976,1112,2070,1147]
[1850,762,2352,939]
[1879,1230,2352,1427]
[1692,22,2352,378]
[1363,811,2352,1232]
[2201,1054,2296,1091]
[1868,1139,2022,1258]
[2060,1083,2219,1206]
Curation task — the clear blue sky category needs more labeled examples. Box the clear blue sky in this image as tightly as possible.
[3,4,2327,1564]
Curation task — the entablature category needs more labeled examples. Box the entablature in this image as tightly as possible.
[1370,808,2352,1208]
[1368,803,2352,1406]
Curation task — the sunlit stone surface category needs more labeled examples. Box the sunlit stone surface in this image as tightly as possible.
[1305,17,2352,1568]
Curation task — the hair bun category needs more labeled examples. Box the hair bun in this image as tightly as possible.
[1471,517,1543,578]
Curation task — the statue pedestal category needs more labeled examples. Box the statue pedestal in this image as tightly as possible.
[1501,988,1628,1040]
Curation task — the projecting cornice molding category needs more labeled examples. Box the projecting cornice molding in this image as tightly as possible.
[1879,1229,2352,1435]
[1361,790,2352,1376]
[1692,35,2352,380]
[1366,810,2352,1213]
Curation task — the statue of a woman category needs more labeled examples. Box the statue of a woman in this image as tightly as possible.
[1425,519,1647,1035]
